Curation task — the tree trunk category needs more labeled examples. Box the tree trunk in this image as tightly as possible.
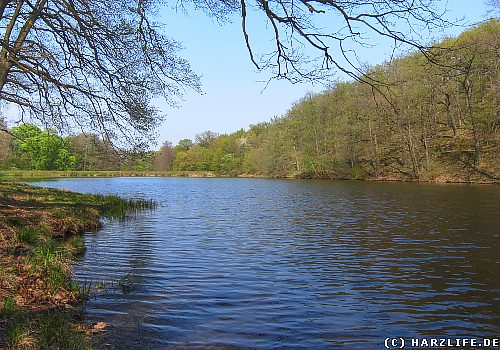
[464,78,481,164]
[445,93,458,137]
[292,144,300,172]
[422,133,430,172]
[406,123,420,179]
[368,117,379,177]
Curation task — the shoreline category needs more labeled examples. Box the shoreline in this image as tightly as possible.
[1,169,498,185]
[2,176,497,347]
[0,181,152,349]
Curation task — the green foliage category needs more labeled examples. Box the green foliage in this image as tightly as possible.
[171,131,248,174]
[11,124,77,170]
[56,148,77,170]
[157,20,499,182]
[177,138,194,151]
[2,22,497,182]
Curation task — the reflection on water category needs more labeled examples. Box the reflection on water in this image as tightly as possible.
[30,178,500,349]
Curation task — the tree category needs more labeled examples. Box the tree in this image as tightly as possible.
[11,123,76,170]
[195,130,219,148]
[1,0,452,143]
[0,0,200,146]
[176,138,193,151]
[0,118,13,165]
[66,133,121,170]
[233,0,451,82]
[486,0,500,11]
[158,21,499,181]
[153,140,175,171]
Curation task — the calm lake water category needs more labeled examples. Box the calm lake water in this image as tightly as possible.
[29,178,500,349]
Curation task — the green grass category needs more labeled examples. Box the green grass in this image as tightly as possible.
[1,304,94,350]
[65,236,85,256]
[30,240,66,291]
[0,181,154,349]
[16,227,41,245]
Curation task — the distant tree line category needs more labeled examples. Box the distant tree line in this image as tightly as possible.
[156,20,500,182]
[1,21,498,182]
[0,122,154,171]
[0,0,451,149]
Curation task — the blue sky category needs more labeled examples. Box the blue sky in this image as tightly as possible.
[155,1,493,147]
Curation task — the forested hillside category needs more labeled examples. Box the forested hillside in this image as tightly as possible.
[0,20,498,183]
[163,20,499,183]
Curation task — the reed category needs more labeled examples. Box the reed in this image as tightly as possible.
[0,181,154,349]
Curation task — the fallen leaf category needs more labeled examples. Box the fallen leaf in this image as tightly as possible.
[93,321,107,331]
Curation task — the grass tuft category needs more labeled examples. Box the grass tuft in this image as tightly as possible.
[65,236,86,256]
[0,180,155,349]
[16,227,40,246]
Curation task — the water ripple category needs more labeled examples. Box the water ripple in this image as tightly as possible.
[29,178,500,349]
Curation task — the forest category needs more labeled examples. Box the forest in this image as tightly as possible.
[1,20,499,183]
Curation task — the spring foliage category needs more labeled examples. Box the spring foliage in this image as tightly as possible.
[164,20,500,182]
[11,124,76,170]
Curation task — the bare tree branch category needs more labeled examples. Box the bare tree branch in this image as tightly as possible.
[1,0,457,147]
[228,0,454,83]
[0,0,201,146]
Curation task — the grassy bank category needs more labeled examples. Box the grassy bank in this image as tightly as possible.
[0,170,219,179]
[1,169,498,184]
[0,181,153,349]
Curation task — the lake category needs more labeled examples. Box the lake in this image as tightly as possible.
[29,178,500,349]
